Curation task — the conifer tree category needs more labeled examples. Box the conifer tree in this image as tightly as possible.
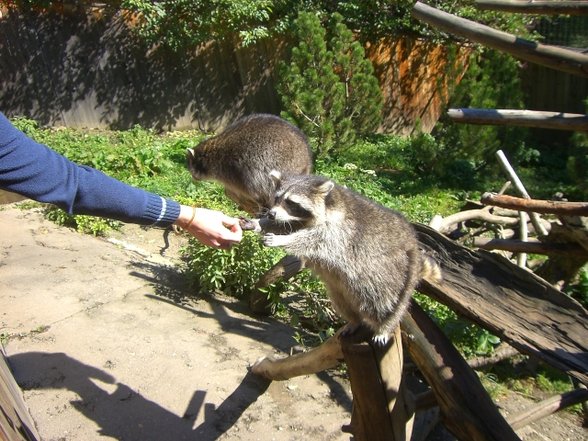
[278,12,383,157]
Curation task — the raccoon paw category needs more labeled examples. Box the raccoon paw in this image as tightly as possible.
[262,233,277,247]
[263,233,291,247]
[371,332,391,346]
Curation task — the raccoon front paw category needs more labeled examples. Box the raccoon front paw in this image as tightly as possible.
[371,332,391,346]
[262,233,278,247]
[263,233,291,247]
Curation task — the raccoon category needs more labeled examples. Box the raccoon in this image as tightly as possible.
[186,114,313,215]
[261,171,441,345]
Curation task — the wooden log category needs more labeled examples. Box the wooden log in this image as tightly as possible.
[402,301,521,441]
[473,237,588,256]
[414,223,588,385]
[447,109,588,131]
[343,326,414,441]
[412,1,588,77]
[482,192,588,216]
[430,208,520,233]
[475,0,588,15]
[507,388,588,430]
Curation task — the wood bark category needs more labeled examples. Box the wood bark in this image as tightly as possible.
[481,192,588,216]
[401,301,521,441]
[248,255,305,314]
[475,1,588,15]
[414,223,588,386]
[447,108,588,131]
[412,1,588,78]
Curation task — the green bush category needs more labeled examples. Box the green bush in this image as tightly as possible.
[182,232,284,298]
[278,11,383,158]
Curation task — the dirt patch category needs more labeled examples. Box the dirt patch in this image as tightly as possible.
[1,204,586,440]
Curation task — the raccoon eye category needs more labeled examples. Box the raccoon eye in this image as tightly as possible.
[284,198,312,218]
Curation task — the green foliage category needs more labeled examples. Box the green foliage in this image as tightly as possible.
[567,100,588,199]
[431,48,532,183]
[278,11,383,157]
[44,206,122,236]
[182,232,284,298]
[565,266,588,308]
[121,0,288,49]
[415,293,500,357]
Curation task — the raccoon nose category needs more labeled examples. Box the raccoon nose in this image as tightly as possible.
[267,209,276,220]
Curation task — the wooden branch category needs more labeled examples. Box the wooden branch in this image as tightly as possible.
[473,237,588,256]
[414,223,588,386]
[495,151,549,236]
[447,108,588,131]
[475,1,588,15]
[467,344,520,370]
[507,388,588,430]
[402,301,521,441]
[412,1,588,77]
[430,209,520,233]
[482,192,588,216]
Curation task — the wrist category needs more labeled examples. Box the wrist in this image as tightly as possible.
[175,205,197,229]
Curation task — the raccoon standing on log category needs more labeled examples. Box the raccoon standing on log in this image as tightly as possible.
[261,171,441,345]
[186,114,313,215]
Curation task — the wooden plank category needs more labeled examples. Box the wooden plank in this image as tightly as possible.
[412,1,588,78]
[0,348,40,441]
[414,223,588,385]
[475,0,588,15]
[447,108,588,131]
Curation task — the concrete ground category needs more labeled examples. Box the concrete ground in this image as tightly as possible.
[0,204,352,441]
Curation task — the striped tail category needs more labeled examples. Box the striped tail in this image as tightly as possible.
[421,255,442,282]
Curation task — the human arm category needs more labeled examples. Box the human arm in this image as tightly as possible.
[0,112,241,248]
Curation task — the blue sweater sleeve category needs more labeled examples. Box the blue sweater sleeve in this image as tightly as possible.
[0,113,180,227]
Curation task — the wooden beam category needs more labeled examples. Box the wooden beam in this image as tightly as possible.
[481,192,588,216]
[412,1,588,77]
[476,0,588,15]
[402,301,521,441]
[447,108,588,131]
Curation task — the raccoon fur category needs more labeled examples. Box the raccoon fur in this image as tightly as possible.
[186,114,313,215]
[260,171,441,345]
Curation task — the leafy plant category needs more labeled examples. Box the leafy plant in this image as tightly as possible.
[44,206,122,236]
[121,0,289,49]
[182,232,284,298]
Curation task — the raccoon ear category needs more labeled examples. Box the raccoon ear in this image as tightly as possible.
[269,170,282,184]
[315,180,334,195]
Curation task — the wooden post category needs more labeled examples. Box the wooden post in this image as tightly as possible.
[342,326,414,441]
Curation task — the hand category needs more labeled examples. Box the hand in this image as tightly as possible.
[175,206,243,249]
